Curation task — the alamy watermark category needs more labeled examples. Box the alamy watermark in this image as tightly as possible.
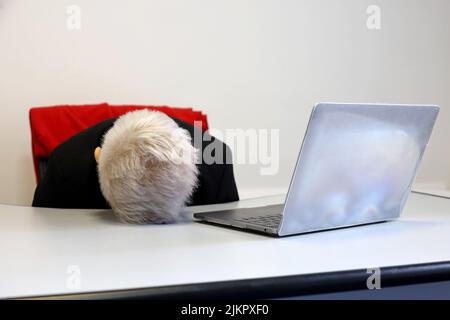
[196,123,280,176]
[366,267,381,290]
[366,5,381,30]
[159,121,280,176]
[66,265,81,290]
[66,5,81,30]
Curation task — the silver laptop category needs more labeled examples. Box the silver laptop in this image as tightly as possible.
[194,103,439,237]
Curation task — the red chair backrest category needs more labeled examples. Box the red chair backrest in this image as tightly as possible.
[29,103,209,183]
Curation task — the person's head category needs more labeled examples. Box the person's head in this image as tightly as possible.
[96,109,199,224]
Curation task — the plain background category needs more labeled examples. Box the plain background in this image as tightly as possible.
[0,0,449,206]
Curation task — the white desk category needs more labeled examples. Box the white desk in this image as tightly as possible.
[1,193,450,299]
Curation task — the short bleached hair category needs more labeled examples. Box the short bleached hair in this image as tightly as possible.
[97,109,199,224]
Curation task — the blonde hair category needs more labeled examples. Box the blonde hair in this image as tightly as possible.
[98,109,198,224]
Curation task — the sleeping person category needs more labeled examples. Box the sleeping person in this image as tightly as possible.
[32,109,239,224]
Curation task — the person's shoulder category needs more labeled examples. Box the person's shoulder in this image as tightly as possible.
[170,117,195,134]
[52,117,117,156]
[34,117,117,205]
[45,117,117,183]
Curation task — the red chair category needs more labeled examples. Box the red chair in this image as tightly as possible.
[29,103,209,183]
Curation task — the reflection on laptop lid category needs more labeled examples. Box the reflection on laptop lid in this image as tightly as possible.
[194,103,439,237]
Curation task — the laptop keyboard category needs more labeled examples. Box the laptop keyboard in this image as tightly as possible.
[234,214,282,228]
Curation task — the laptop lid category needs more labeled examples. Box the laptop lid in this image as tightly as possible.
[278,103,439,236]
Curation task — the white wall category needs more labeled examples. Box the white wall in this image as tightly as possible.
[0,0,449,205]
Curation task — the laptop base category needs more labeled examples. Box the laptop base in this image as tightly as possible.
[193,204,283,236]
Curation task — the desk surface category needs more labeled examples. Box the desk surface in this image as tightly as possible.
[1,193,450,299]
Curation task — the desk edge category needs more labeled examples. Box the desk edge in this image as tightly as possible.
[21,260,450,300]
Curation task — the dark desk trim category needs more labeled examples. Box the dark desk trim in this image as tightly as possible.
[25,261,450,300]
